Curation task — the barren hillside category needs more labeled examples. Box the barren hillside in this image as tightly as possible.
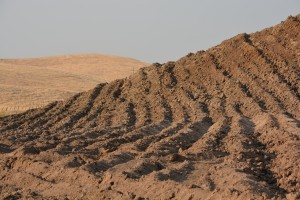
[0,54,146,115]
[0,15,299,199]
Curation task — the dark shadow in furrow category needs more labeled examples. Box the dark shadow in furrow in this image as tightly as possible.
[101,99,137,130]
[125,100,150,128]
[28,102,64,129]
[4,133,42,149]
[143,100,152,125]
[188,82,212,115]
[219,89,227,114]
[181,106,191,122]
[0,143,13,153]
[99,81,129,129]
[156,161,194,182]
[73,83,114,129]
[99,111,113,129]
[268,114,280,129]
[134,68,152,125]
[178,87,204,122]
[64,141,101,157]
[169,88,192,122]
[41,93,83,129]
[135,122,185,152]
[101,121,173,153]
[83,126,126,140]
[80,100,107,129]
[190,96,231,160]
[238,62,293,113]
[78,105,104,129]
[184,89,197,101]
[238,83,267,111]
[129,83,189,150]
[84,152,135,175]
[200,102,210,115]
[137,67,153,95]
[209,52,268,112]
[122,160,165,180]
[283,113,300,128]
[160,95,173,123]
[81,95,155,148]
[204,118,232,159]
[190,84,212,117]
[112,81,124,99]
[54,83,106,131]
[182,67,191,81]
[124,158,195,183]
[151,63,163,87]
[152,118,213,156]
[146,65,174,123]
[126,102,136,127]
[70,82,113,129]
[20,142,59,155]
[1,101,59,131]
[54,127,136,156]
[243,34,300,100]
[168,63,178,87]
[181,118,213,150]
[180,68,216,124]
[234,107,287,197]
[191,91,233,160]
[138,67,148,81]
[234,45,298,114]
[162,62,177,88]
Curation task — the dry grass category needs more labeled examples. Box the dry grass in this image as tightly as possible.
[0,54,147,115]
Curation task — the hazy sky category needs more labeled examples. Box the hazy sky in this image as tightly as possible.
[0,1,299,63]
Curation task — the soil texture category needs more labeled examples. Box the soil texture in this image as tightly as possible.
[0,15,299,200]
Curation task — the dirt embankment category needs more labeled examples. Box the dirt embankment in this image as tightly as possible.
[0,15,299,199]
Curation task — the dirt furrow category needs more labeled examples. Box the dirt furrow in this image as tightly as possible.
[243,34,300,101]
[40,92,84,129]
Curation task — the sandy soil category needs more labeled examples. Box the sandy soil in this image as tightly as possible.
[0,15,299,200]
[0,54,147,115]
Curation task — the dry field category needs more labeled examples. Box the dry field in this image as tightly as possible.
[0,15,299,199]
[0,54,147,115]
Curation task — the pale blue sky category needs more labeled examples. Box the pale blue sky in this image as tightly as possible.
[0,1,299,63]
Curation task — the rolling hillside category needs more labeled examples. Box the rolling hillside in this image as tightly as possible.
[0,54,147,115]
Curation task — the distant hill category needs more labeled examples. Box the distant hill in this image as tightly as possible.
[0,54,147,115]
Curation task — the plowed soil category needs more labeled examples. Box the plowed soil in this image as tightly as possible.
[0,15,299,200]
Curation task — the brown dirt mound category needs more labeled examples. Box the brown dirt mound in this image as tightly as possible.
[0,15,299,200]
